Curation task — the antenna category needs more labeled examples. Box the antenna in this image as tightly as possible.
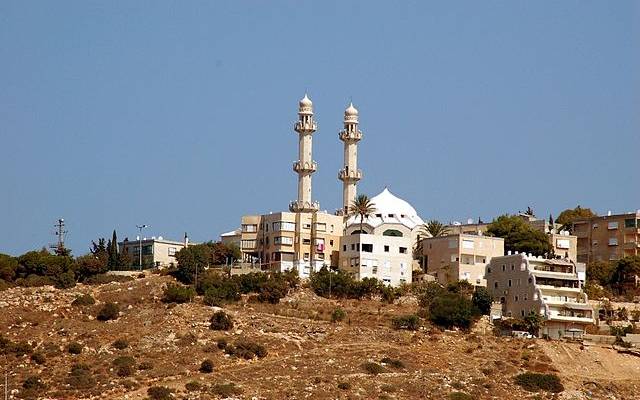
[50,218,68,256]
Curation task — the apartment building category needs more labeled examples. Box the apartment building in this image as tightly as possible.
[119,236,190,268]
[446,214,577,261]
[422,234,504,286]
[572,211,640,264]
[238,211,343,278]
[486,253,594,339]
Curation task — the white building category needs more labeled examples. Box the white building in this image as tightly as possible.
[486,252,595,339]
[339,188,424,286]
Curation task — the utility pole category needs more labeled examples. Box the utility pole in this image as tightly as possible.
[136,224,148,270]
[50,218,68,256]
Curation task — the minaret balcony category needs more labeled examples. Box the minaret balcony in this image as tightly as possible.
[339,130,362,142]
[294,121,317,133]
[293,160,317,173]
[289,200,320,213]
[338,168,362,182]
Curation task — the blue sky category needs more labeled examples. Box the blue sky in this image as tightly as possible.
[1,1,638,256]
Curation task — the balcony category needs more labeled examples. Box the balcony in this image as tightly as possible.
[292,160,317,173]
[546,313,594,324]
[289,200,319,213]
[537,285,581,294]
[338,168,362,182]
[293,121,317,133]
[623,241,640,249]
[339,130,362,142]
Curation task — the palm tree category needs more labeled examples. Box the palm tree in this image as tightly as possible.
[419,219,450,238]
[348,194,376,233]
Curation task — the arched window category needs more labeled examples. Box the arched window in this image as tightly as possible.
[382,229,403,237]
[351,229,366,235]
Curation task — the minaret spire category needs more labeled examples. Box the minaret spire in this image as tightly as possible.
[338,101,362,214]
[289,94,319,213]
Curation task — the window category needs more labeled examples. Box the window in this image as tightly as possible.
[272,221,295,231]
[502,265,506,272]
[274,236,293,246]
[515,296,518,302]
[448,240,458,249]
[168,247,176,256]
[383,229,403,237]
[242,224,257,232]
[592,223,598,229]
[521,310,525,317]
[508,279,512,287]
[241,240,256,249]
[609,238,618,246]
[362,244,373,253]
[487,267,492,274]
[303,238,311,245]
[388,214,394,218]
[316,253,325,260]
[315,223,326,232]
[399,247,407,254]
[343,245,347,251]
[625,219,637,228]
[351,244,355,251]
[511,264,514,271]
[494,282,498,289]
[375,214,382,218]
[329,240,334,246]
[372,266,378,275]
[384,245,389,252]
[556,239,570,249]
[303,223,311,229]
[608,221,619,230]
[462,239,474,250]
[528,277,532,284]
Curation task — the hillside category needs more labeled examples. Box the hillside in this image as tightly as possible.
[0,274,638,399]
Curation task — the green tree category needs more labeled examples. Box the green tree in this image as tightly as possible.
[348,194,376,233]
[522,311,543,336]
[419,220,449,238]
[175,243,213,284]
[107,230,119,268]
[556,206,596,232]
[586,260,615,287]
[73,254,108,281]
[428,292,479,330]
[472,286,492,315]
[611,256,640,293]
[486,215,552,256]
[0,254,18,282]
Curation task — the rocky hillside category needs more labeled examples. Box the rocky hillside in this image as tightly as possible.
[0,274,638,399]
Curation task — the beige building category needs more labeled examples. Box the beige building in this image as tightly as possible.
[486,253,594,339]
[119,236,190,268]
[339,188,423,286]
[238,211,343,277]
[421,234,504,286]
[572,211,640,264]
[446,213,577,261]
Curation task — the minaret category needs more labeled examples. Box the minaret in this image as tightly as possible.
[290,94,319,213]
[338,103,363,214]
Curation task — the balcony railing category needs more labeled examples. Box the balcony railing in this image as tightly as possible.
[339,130,362,142]
[338,168,362,181]
[293,121,317,133]
[289,200,320,213]
[292,160,317,173]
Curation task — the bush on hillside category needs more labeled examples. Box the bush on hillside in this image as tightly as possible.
[162,283,195,303]
[362,362,384,375]
[30,351,46,365]
[147,386,173,400]
[224,339,267,359]
[257,278,288,304]
[67,364,96,390]
[112,338,129,350]
[391,314,420,330]
[331,307,347,323]
[428,292,479,330]
[199,359,214,373]
[96,302,120,321]
[210,383,243,397]
[67,342,82,355]
[209,311,233,331]
[514,372,564,393]
[71,294,95,306]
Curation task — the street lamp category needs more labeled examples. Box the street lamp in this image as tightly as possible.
[136,224,149,270]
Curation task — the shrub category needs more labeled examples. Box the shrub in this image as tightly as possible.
[472,287,492,315]
[337,382,351,390]
[10,340,33,356]
[30,351,46,365]
[391,314,420,330]
[138,361,153,370]
[67,342,83,355]
[210,383,243,397]
[514,372,564,393]
[113,355,136,368]
[210,311,233,331]
[225,339,267,359]
[97,302,120,321]
[331,307,346,323]
[71,294,95,306]
[112,338,129,350]
[428,293,479,330]
[257,278,288,304]
[23,375,46,390]
[203,285,240,306]
[380,357,405,369]
[199,359,214,373]
[84,274,133,285]
[362,362,384,375]
[162,283,195,303]
[67,363,96,390]
[185,381,201,391]
[147,386,173,400]
[449,392,473,400]
[216,338,228,349]
[55,270,76,289]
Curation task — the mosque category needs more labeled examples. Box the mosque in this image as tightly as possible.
[221,94,424,286]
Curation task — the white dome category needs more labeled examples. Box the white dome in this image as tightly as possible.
[370,188,418,218]
[345,102,358,116]
[299,94,313,108]
[346,187,424,230]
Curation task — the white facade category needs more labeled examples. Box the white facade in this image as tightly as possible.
[339,188,424,286]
